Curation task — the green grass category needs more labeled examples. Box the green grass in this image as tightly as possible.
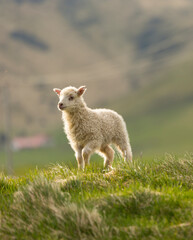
[0,154,193,239]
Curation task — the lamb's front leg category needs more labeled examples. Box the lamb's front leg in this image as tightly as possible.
[82,141,99,167]
[75,147,84,170]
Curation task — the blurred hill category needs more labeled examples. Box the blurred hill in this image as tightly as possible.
[112,56,193,155]
[0,0,193,155]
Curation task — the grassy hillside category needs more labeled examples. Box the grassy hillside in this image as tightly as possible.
[0,154,193,239]
[112,57,193,156]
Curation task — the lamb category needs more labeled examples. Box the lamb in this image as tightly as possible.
[53,86,132,169]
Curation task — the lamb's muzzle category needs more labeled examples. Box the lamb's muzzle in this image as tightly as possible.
[58,102,65,110]
[53,86,132,169]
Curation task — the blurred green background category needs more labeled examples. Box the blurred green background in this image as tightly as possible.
[0,0,193,175]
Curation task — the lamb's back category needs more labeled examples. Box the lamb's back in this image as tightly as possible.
[93,108,125,141]
[94,108,121,125]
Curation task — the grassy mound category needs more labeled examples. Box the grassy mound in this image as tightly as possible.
[0,154,193,239]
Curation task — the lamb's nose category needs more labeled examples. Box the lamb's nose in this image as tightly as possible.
[59,103,63,108]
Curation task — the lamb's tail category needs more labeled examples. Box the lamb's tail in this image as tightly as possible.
[114,115,133,163]
[115,139,133,164]
[124,143,133,163]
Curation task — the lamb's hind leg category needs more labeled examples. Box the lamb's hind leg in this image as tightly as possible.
[100,145,114,169]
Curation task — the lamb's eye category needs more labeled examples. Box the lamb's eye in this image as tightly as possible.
[68,95,74,101]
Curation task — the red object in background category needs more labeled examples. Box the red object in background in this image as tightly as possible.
[12,135,50,151]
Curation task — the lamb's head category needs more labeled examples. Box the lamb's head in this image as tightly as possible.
[53,86,87,111]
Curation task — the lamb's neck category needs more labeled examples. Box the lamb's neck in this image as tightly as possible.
[62,105,90,124]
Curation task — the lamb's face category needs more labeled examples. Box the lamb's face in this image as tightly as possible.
[53,86,86,111]
[58,88,77,111]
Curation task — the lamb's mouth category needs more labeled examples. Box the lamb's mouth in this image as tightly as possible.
[58,106,67,110]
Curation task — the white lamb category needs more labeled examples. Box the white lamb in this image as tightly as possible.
[53,86,132,169]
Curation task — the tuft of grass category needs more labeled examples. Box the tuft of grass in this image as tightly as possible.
[0,154,193,239]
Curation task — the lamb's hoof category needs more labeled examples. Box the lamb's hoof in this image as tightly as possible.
[103,165,114,173]
[78,165,85,171]
[103,168,116,177]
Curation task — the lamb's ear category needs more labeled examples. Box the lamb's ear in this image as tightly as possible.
[77,86,87,97]
[53,88,61,96]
